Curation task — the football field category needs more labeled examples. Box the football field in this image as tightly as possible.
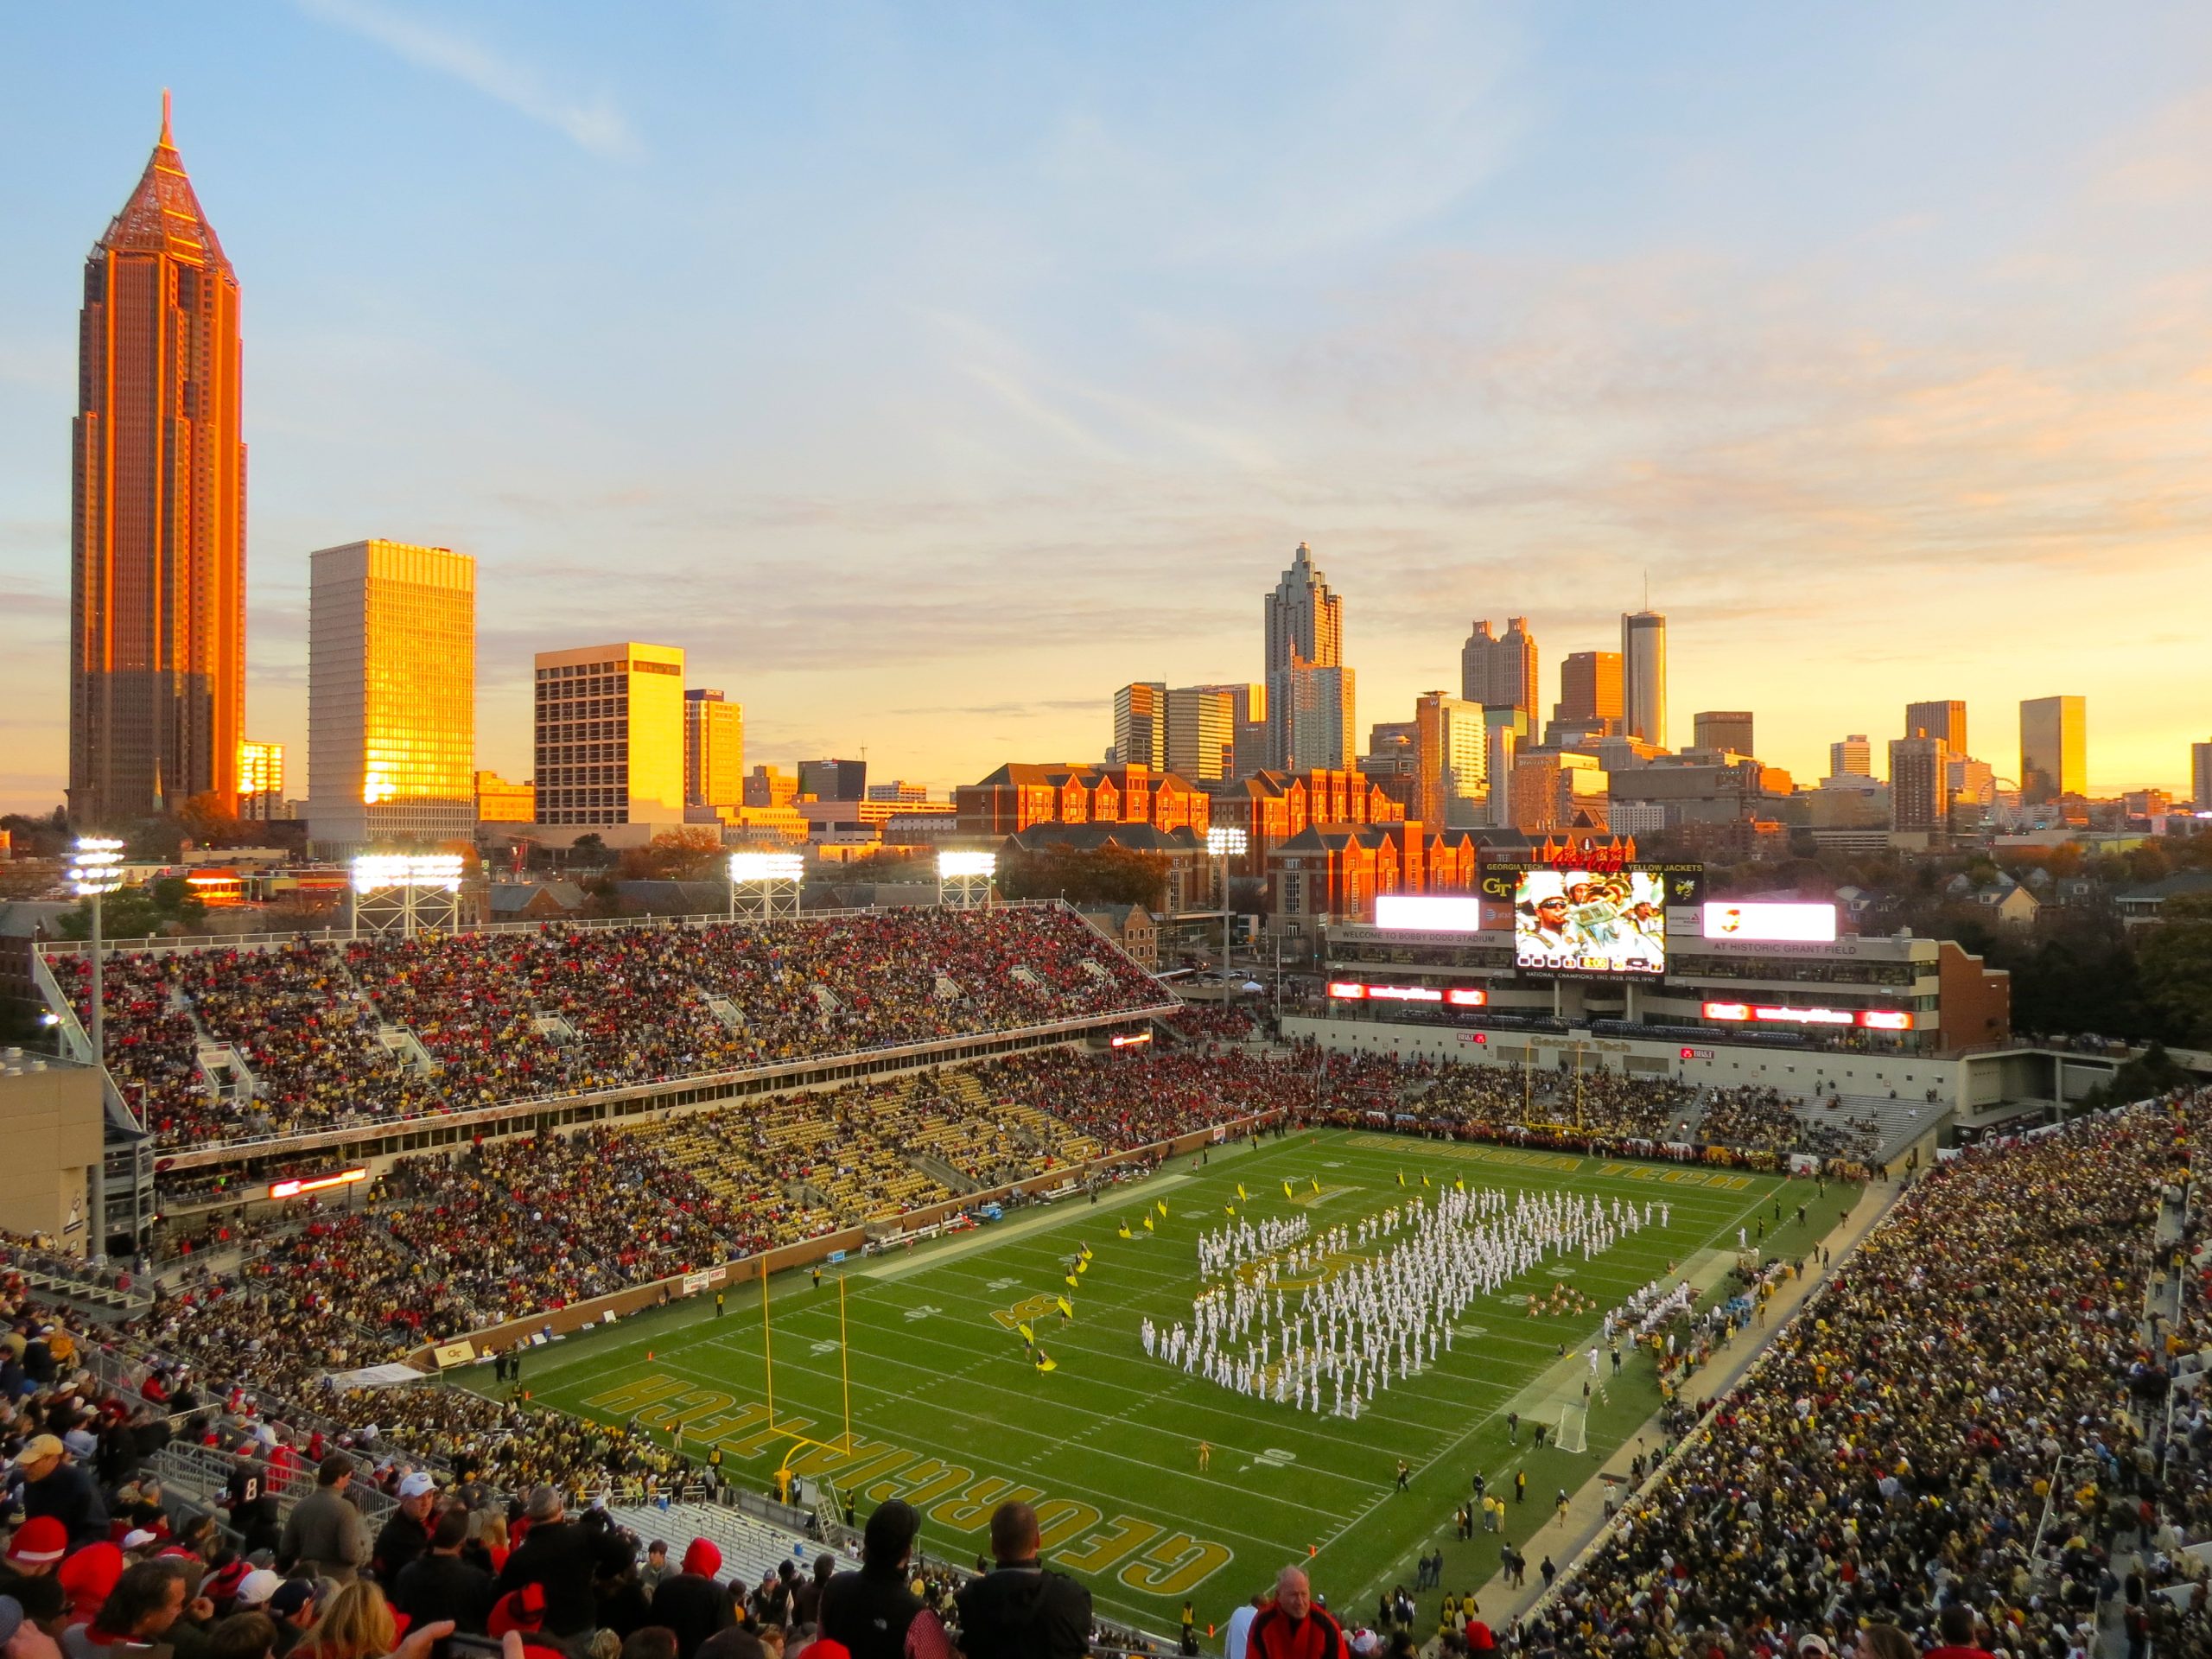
[484,1128,1847,1638]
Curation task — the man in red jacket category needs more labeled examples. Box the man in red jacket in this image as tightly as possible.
[1246,1567,1348,1659]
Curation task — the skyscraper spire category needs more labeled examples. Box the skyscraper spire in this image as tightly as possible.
[70,94,246,823]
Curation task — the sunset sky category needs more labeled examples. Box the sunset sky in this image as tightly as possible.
[3,3,2209,814]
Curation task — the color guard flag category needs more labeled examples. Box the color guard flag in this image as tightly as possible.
[1236,1183,1247,1201]
[1224,1204,1236,1217]
[1056,1296,1073,1319]
[1397,1171,1407,1187]
[1065,1274,1079,1289]
[1309,1177,1319,1193]
[1142,1215,1155,1231]
[1157,1199,1168,1216]
[1035,1355,1057,1373]
[1282,1181,1294,1198]
[1422,1173,1432,1187]
[1018,1322,1033,1342]
[1117,1223,1132,1240]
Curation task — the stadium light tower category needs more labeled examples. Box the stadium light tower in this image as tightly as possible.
[937,850,996,911]
[68,836,125,1255]
[351,854,465,938]
[728,851,804,923]
[1205,827,1247,1015]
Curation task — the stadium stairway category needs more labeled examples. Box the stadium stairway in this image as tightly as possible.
[602,1499,830,1590]
[1796,1092,1944,1166]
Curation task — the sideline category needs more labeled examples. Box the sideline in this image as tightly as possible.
[1426,1176,1904,1648]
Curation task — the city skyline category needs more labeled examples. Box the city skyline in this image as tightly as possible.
[5,10,2212,815]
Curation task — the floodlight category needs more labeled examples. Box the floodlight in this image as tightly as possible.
[1205,827,1249,857]
[937,851,997,879]
[352,854,464,893]
[728,852,805,882]
[68,837,126,898]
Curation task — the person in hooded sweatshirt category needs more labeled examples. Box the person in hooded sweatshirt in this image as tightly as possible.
[645,1540,735,1659]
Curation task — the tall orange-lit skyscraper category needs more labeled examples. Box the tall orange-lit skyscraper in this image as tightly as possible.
[69,94,246,825]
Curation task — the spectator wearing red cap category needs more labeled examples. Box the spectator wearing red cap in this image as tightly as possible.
[2,1519,70,1595]
[60,1558,206,1659]
[645,1541,734,1659]
[54,1546,124,1630]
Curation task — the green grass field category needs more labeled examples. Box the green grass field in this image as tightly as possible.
[480,1129,1849,1640]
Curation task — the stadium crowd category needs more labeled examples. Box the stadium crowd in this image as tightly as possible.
[53,907,1166,1150]
[1522,1091,2212,1659]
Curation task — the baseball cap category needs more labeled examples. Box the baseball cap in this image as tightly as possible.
[120,1529,159,1552]
[61,1430,97,1461]
[397,1471,436,1499]
[267,1580,316,1619]
[11,1435,64,1467]
[6,1516,67,1566]
[235,1569,284,1607]
[1798,1639,1832,1656]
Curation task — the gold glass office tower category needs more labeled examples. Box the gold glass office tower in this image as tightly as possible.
[683,689,744,810]
[2019,696,2086,805]
[308,541,476,850]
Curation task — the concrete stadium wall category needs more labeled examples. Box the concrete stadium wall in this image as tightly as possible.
[1284,1014,1967,1105]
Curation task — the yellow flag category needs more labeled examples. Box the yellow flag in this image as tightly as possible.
[1018,1322,1033,1342]
[1310,1177,1319,1193]
[1036,1355,1057,1373]
[1056,1296,1073,1319]
[1157,1199,1168,1216]
[1397,1171,1407,1187]
[1422,1173,1432,1188]
[1236,1183,1247,1201]
[1117,1224,1131,1240]
[1283,1181,1294,1198]
[1224,1204,1236,1217]
[1455,1178,1465,1192]
[1142,1215,1154,1231]
[1076,1259,1087,1274]
[1065,1274,1079,1289]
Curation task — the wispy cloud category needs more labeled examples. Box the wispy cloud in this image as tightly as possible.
[295,0,638,158]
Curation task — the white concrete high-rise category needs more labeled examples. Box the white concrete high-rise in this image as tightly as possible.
[533,642,686,829]
[1166,686,1236,782]
[1281,664,1357,772]
[1828,734,1872,778]
[307,541,476,853]
[1113,682,1167,770]
[1414,691,1487,829]
[1622,610,1667,748]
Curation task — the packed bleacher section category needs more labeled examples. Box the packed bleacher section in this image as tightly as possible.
[48,906,1167,1150]
[19,1052,2212,1656]
[1159,1003,1258,1046]
[1524,1090,2212,1658]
